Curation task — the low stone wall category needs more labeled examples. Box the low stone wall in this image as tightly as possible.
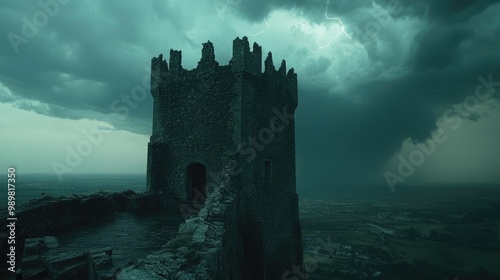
[0,190,162,273]
[17,235,115,280]
[117,177,245,279]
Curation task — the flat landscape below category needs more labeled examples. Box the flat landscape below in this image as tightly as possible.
[298,185,500,280]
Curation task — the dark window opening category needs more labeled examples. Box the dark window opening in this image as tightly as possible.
[186,163,206,204]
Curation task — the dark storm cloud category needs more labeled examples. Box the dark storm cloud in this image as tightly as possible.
[1,0,499,191]
[420,0,500,23]
[233,0,499,24]
[233,0,419,22]
[290,0,500,192]
[0,0,179,134]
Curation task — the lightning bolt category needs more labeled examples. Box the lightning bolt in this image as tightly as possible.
[310,0,351,53]
[209,0,231,28]
[251,18,269,37]
[217,0,230,19]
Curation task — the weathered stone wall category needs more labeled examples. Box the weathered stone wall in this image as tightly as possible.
[250,52,303,278]
[146,36,304,278]
[147,42,241,209]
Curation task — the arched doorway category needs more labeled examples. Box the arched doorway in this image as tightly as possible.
[186,163,207,204]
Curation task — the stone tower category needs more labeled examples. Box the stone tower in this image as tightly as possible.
[147,37,303,279]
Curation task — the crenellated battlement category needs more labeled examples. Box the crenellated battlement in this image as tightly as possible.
[150,37,297,105]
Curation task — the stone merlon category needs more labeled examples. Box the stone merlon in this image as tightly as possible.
[264,51,275,74]
[150,54,167,94]
[149,37,297,105]
[279,59,286,76]
[169,49,183,74]
[198,40,219,69]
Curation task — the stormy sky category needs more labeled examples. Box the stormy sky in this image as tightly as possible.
[1,0,499,195]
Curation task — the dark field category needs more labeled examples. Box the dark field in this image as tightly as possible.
[299,185,500,280]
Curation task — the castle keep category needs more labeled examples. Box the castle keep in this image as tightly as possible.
[146,36,303,279]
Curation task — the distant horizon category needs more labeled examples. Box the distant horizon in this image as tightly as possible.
[1,172,499,208]
[3,172,498,189]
